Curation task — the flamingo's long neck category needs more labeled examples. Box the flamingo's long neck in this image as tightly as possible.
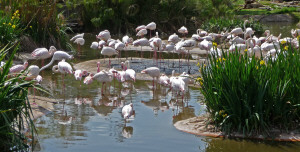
[40,57,55,71]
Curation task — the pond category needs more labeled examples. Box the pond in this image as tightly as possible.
[32,25,300,151]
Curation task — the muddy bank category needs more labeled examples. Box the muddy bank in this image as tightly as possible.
[174,116,300,142]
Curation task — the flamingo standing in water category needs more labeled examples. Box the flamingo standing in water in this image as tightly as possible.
[122,35,133,59]
[170,77,185,106]
[70,33,84,41]
[89,70,113,94]
[101,46,118,68]
[122,61,136,83]
[31,46,56,67]
[52,59,73,92]
[40,50,73,71]
[133,38,150,59]
[146,22,156,38]
[73,37,85,55]
[122,103,134,124]
[74,69,88,86]
[182,39,196,73]
[26,65,42,101]
[115,41,125,60]
[141,67,160,89]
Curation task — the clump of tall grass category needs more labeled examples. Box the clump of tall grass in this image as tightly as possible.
[198,40,300,136]
[0,44,41,151]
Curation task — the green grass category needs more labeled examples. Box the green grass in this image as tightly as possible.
[198,40,300,136]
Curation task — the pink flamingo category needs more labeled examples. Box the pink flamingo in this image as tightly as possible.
[101,46,118,68]
[40,50,73,71]
[122,103,134,124]
[146,22,156,38]
[31,46,56,67]
[9,61,28,74]
[141,67,160,89]
[52,59,73,92]
[178,26,188,39]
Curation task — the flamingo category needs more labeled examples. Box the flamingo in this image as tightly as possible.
[197,29,208,37]
[74,69,88,86]
[52,59,73,91]
[175,39,185,72]
[73,37,85,55]
[89,70,113,94]
[40,50,73,71]
[90,42,99,50]
[83,73,94,85]
[168,33,180,44]
[122,35,133,59]
[146,22,156,38]
[122,103,134,124]
[150,33,162,65]
[70,33,84,41]
[165,43,175,66]
[244,20,254,39]
[178,26,188,38]
[158,74,170,87]
[199,39,212,51]
[101,46,118,68]
[9,61,28,74]
[141,67,160,89]
[97,61,101,73]
[135,25,146,32]
[136,28,147,38]
[182,39,196,72]
[122,60,136,82]
[26,65,42,101]
[133,38,149,59]
[31,46,56,66]
[230,20,247,36]
[98,40,107,49]
[170,77,185,106]
[115,41,125,59]
[97,30,111,41]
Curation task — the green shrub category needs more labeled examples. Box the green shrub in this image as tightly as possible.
[0,10,22,46]
[198,40,300,136]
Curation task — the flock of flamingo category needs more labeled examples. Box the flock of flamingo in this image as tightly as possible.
[5,20,300,122]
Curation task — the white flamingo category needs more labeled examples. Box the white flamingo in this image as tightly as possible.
[52,59,73,90]
[168,33,180,44]
[101,46,118,68]
[135,25,146,32]
[70,33,84,41]
[74,69,88,86]
[90,42,99,50]
[89,70,113,94]
[182,39,196,72]
[115,41,125,59]
[178,26,188,38]
[136,28,147,37]
[133,38,149,58]
[40,50,73,71]
[146,22,156,38]
[97,30,111,41]
[73,37,85,54]
[141,67,160,89]
[31,46,56,66]
[121,61,136,82]
[158,74,170,87]
[122,103,134,124]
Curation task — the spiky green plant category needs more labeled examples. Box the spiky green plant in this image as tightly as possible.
[0,44,42,151]
[198,39,300,136]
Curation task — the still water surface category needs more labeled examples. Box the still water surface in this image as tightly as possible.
[34,23,300,151]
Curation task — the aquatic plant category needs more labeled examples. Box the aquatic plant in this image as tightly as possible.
[198,40,300,136]
[0,44,42,151]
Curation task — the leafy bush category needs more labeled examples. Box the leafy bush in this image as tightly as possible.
[198,40,300,136]
[0,44,41,151]
[0,10,22,46]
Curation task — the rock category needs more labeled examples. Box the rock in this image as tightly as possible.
[297,22,300,28]
[20,35,38,53]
